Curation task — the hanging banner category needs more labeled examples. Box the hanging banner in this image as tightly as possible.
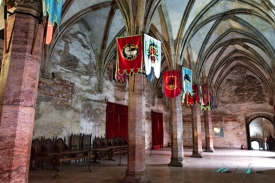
[186,84,199,105]
[115,59,128,83]
[211,95,216,111]
[44,0,63,44]
[116,34,143,75]
[147,67,155,83]
[0,0,9,7]
[201,83,211,111]
[182,67,192,96]
[45,0,63,26]
[202,83,210,105]
[46,22,53,44]
[201,102,211,111]
[163,70,181,98]
[144,34,161,78]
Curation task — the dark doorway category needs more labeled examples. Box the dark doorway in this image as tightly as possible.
[151,111,163,150]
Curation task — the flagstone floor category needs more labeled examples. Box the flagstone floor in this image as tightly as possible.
[28,147,275,183]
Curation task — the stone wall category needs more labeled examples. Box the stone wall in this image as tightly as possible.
[183,66,273,148]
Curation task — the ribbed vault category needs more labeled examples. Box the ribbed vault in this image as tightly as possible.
[36,0,275,102]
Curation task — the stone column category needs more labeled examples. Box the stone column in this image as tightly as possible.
[0,2,43,183]
[122,74,150,183]
[204,110,214,152]
[168,95,185,167]
[191,103,203,158]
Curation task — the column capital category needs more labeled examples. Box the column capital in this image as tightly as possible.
[12,0,42,17]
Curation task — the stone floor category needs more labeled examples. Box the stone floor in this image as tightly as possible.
[29,147,275,183]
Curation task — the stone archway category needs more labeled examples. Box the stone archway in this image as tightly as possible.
[245,112,275,150]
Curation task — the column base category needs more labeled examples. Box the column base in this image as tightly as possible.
[191,151,203,158]
[168,157,186,167]
[204,147,215,152]
[121,170,151,183]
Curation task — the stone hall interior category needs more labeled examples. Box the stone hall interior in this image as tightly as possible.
[1,0,275,183]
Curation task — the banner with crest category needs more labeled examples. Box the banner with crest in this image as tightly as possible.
[144,34,161,78]
[116,35,143,75]
[182,67,192,96]
[186,84,199,105]
[115,59,128,83]
[163,70,181,98]
[201,83,211,111]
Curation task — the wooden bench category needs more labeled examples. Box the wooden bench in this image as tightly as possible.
[93,136,128,158]
[31,135,128,179]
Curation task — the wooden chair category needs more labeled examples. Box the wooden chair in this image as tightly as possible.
[81,134,92,162]
[30,139,48,170]
[93,137,101,148]
[43,138,58,169]
[81,133,92,150]
[55,138,69,153]
[69,134,81,151]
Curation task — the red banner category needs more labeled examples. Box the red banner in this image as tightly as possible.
[163,70,181,98]
[115,60,128,83]
[186,84,199,105]
[116,35,143,75]
[201,83,210,105]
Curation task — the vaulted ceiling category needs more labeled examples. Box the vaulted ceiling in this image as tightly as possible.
[6,0,275,101]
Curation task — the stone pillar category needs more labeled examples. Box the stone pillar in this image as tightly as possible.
[204,110,214,152]
[191,103,203,158]
[168,95,185,167]
[122,74,150,183]
[0,2,43,183]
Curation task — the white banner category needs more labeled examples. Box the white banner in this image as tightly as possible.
[144,34,161,78]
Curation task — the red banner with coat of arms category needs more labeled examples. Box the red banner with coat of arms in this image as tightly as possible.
[163,70,181,98]
[201,83,210,105]
[201,83,211,111]
[186,84,199,105]
[116,35,143,75]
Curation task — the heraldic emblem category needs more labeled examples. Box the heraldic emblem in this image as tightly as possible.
[165,76,178,90]
[147,41,159,63]
[122,44,139,60]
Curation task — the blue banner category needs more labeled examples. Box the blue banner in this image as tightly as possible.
[182,67,192,96]
[45,0,63,26]
[211,95,216,111]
